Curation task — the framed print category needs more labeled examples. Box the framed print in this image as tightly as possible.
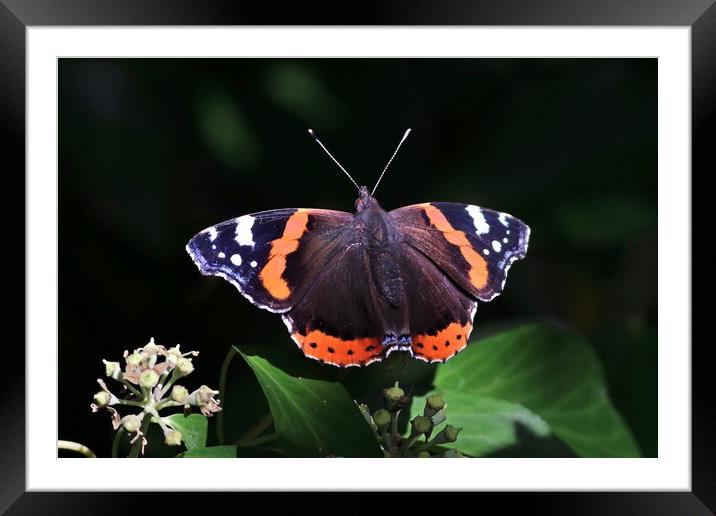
[2,0,711,512]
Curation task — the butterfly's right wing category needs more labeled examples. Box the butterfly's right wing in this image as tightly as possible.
[186,208,355,313]
[390,202,530,302]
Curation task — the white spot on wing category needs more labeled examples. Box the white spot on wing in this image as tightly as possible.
[230,254,242,266]
[235,215,255,247]
[212,244,216,250]
[503,238,508,244]
[499,213,510,227]
[492,240,502,252]
[483,249,490,255]
[206,226,218,242]
[250,260,257,268]
[218,252,226,259]
[466,205,490,235]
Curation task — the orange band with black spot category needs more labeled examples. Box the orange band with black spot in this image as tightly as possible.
[421,204,489,290]
[293,329,382,367]
[411,321,472,363]
[259,210,309,300]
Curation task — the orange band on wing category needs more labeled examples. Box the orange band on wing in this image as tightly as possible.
[293,329,382,367]
[411,321,472,363]
[260,210,309,300]
[421,204,489,290]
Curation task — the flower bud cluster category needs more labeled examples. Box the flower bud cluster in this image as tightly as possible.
[90,337,221,457]
[361,382,463,458]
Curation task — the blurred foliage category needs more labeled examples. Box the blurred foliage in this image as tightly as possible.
[59,58,656,458]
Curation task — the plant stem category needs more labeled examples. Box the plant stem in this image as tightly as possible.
[381,432,395,456]
[120,379,143,399]
[149,408,171,434]
[240,432,278,447]
[154,399,182,411]
[400,434,421,456]
[391,410,399,438]
[235,412,274,446]
[128,414,152,458]
[58,440,96,458]
[159,369,181,398]
[117,399,145,408]
[217,346,238,444]
[111,428,125,458]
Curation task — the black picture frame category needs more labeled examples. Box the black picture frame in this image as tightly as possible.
[2,1,710,513]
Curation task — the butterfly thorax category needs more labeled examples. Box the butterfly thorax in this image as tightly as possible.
[354,193,400,248]
[352,192,406,311]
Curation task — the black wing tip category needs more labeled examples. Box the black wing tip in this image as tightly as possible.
[185,237,213,276]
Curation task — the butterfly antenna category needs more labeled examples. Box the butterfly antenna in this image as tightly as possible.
[307,129,360,192]
[371,128,411,196]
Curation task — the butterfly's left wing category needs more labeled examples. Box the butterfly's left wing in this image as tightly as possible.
[186,208,355,313]
[390,202,530,302]
[187,207,389,367]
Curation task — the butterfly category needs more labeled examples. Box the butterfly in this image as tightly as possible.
[186,129,530,367]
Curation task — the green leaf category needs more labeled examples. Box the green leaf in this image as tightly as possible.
[165,414,208,451]
[591,323,657,457]
[237,345,383,458]
[180,445,283,458]
[411,391,576,457]
[431,323,639,457]
[217,346,272,445]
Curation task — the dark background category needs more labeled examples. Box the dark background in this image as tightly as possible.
[58,58,657,457]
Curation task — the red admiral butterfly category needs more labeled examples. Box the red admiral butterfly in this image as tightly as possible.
[187,130,530,367]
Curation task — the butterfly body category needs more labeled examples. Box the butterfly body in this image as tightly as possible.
[187,184,530,368]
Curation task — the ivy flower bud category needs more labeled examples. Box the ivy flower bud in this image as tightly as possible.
[432,425,462,445]
[166,345,182,363]
[176,357,194,376]
[411,415,433,436]
[188,385,222,416]
[196,385,216,403]
[126,353,143,367]
[146,353,158,369]
[164,429,182,446]
[372,408,391,431]
[93,390,112,407]
[417,451,431,458]
[383,384,408,411]
[443,425,461,442]
[384,385,405,403]
[143,337,159,354]
[103,360,122,380]
[121,414,141,433]
[139,368,160,389]
[424,395,445,418]
[171,385,189,404]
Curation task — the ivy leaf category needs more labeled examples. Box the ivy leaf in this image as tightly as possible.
[431,323,639,457]
[180,445,283,458]
[411,391,576,457]
[237,345,383,458]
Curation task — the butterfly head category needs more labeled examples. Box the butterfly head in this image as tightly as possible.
[355,185,379,212]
